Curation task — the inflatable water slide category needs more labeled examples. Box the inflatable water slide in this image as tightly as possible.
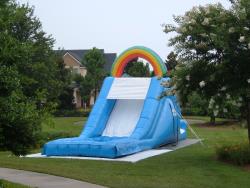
[43,46,187,158]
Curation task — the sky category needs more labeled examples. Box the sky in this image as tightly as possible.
[18,0,231,59]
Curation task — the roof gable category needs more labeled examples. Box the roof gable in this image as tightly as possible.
[63,52,82,66]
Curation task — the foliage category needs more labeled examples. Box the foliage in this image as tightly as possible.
[55,53,74,110]
[216,143,250,165]
[124,60,150,77]
[81,48,107,102]
[53,109,90,117]
[0,62,42,156]
[182,91,242,119]
[164,1,250,129]
[182,91,208,116]
[74,74,93,106]
[0,1,65,155]
[57,87,74,110]
[165,51,178,71]
[0,90,42,155]
[0,179,30,188]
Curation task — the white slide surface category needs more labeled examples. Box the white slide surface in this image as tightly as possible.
[107,78,151,99]
[102,99,144,137]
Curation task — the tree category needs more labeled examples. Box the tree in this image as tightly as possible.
[55,53,74,110]
[124,60,150,77]
[164,0,250,142]
[0,1,65,155]
[0,66,42,156]
[81,48,107,102]
[73,74,92,107]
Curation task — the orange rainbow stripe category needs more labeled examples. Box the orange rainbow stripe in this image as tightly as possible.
[111,46,167,77]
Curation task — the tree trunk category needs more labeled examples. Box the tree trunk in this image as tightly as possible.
[210,115,216,125]
[247,100,250,145]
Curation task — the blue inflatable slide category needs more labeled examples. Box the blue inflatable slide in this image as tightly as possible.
[42,46,187,158]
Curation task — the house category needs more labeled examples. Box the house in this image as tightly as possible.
[58,49,116,108]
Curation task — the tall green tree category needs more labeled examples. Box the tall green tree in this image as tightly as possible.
[0,1,65,155]
[164,0,250,141]
[81,48,107,102]
[0,65,42,155]
[74,74,92,106]
[55,53,74,110]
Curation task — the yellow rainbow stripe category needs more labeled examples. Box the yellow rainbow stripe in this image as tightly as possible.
[111,46,167,77]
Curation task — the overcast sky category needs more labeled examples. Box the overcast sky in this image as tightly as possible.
[18,0,231,59]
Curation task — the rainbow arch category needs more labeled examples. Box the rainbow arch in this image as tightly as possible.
[111,46,167,77]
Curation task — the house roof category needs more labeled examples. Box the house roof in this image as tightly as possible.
[103,53,117,72]
[55,49,116,72]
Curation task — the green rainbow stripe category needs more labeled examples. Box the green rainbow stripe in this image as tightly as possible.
[111,46,167,77]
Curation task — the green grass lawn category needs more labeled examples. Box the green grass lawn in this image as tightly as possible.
[0,117,249,188]
[0,180,30,188]
[42,117,86,136]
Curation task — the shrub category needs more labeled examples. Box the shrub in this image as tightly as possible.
[216,143,250,166]
[0,92,42,156]
[53,109,90,117]
[181,91,208,116]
